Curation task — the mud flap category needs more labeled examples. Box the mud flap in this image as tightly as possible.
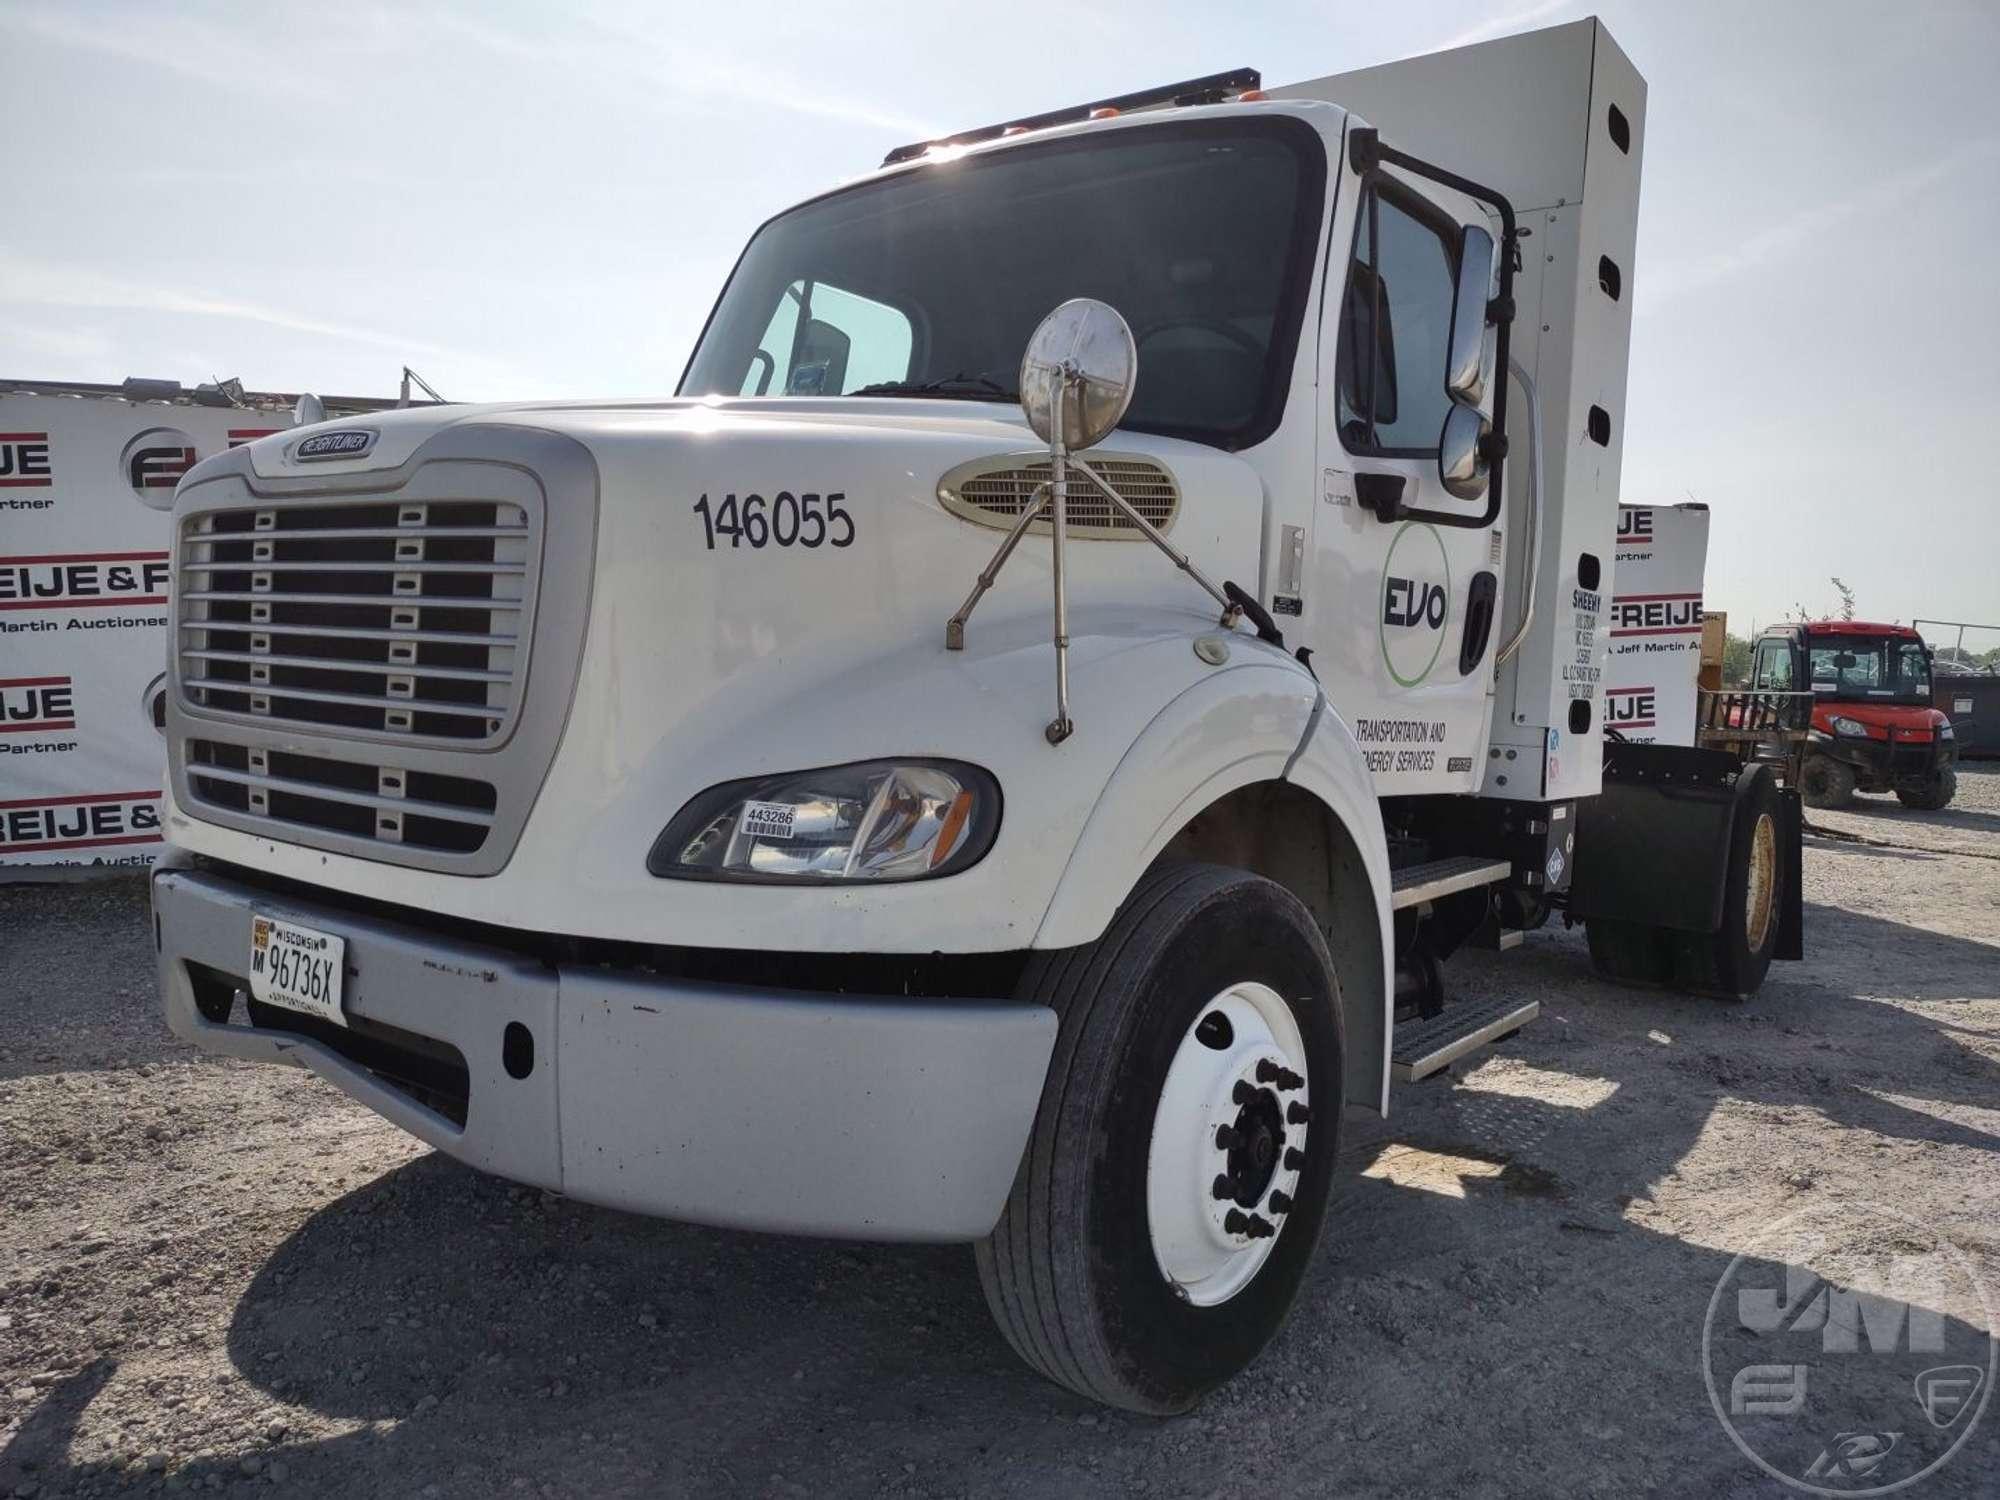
[1775,785,1803,962]
[1568,744,1741,934]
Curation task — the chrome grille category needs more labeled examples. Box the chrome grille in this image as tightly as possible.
[939,453,1179,539]
[186,738,496,855]
[176,499,534,744]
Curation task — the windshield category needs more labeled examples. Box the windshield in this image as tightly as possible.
[1806,636,1932,703]
[680,117,1326,450]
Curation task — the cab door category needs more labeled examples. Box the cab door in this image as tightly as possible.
[1306,154,1504,795]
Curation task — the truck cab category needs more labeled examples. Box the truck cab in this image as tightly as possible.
[151,19,1792,1414]
[1753,620,1957,808]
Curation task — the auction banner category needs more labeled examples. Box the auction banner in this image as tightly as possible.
[1604,503,1710,747]
[1,393,291,876]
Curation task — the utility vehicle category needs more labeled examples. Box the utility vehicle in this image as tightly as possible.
[152,19,1800,1412]
[1751,620,1956,809]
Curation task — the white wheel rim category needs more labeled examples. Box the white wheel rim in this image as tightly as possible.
[1146,981,1310,1308]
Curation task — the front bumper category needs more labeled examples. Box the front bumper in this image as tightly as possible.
[153,868,1056,1241]
[1810,731,1955,784]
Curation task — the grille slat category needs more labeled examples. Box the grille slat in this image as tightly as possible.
[186,681,504,721]
[181,524,526,545]
[185,737,496,855]
[186,760,495,826]
[181,589,525,610]
[178,621,517,648]
[181,648,512,684]
[182,559,528,576]
[939,453,1179,539]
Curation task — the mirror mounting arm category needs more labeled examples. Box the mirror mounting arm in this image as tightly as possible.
[1345,126,1519,531]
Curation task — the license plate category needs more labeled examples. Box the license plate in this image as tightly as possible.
[248,915,347,1027]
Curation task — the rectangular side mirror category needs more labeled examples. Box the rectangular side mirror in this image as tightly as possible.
[1445,225,1497,408]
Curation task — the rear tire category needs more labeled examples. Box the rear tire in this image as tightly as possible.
[1585,915,1674,986]
[1587,770,1784,1001]
[1895,768,1955,811]
[1673,769,1783,1000]
[1798,754,1856,809]
[975,862,1344,1414]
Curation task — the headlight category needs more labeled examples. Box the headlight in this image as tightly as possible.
[1829,715,1869,737]
[648,759,1000,883]
[1939,724,1954,739]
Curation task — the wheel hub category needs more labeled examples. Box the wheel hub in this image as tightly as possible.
[1147,982,1310,1307]
[1219,1089,1284,1207]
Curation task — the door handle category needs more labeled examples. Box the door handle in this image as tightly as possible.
[1355,471,1408,521]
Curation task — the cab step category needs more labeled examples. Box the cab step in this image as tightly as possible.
[1391,995,1541,1081]
[1389,856,1513,911]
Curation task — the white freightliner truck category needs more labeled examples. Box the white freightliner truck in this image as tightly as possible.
[152,19,1802,1413]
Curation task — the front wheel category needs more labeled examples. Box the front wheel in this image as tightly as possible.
[975,863,1344,1414]
[1896,768,1956,811]
[1798,753,1856,809]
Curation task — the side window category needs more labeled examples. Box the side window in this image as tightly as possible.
[1765,645,1793,690]
[740,279,914,396]
[1751,644,1772,690]
[1337,183,1459,454]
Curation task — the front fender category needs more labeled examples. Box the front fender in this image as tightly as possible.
[1033,655,1324,949]
[1277,697,1396,1114]
[1036,675,1393,1113]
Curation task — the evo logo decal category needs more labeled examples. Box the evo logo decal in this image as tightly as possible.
[1379,521,1452,688]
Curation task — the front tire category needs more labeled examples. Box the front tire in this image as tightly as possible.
[1799,753,1856,809]
[976,863,1344,1414]
[1896,768,1955,810]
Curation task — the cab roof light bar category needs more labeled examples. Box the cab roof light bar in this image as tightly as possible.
[882,67,1261,166]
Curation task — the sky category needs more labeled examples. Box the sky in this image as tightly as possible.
[2,0,1996,639]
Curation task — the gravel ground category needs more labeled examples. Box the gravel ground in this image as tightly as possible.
[3,768,1996,1498]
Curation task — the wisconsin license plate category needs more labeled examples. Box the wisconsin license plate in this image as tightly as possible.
[248,915,347,1027]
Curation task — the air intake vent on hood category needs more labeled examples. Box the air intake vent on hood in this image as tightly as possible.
[938,452,1179,540]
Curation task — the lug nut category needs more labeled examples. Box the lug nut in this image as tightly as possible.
[1277,1068,1305,1092]
[1212,1174,1235,1202]
[1256,1058,1279,1083]
[1215,1124,1237,1150]
[1269,1190,1293,1215]
[1243,1213,1276,1239]
[1224,1209,1250,1235]
[1233,1080,1255,1106]
[1286,1102,1310,1125]
[1285,1147,1306,1172]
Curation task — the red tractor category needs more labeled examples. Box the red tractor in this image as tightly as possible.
[1748,621,1957,809]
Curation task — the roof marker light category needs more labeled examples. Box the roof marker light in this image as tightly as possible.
[1090,107,1121,119]
[1237,88,1268,102]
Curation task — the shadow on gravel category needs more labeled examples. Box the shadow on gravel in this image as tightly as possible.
[8,889,1997,1495]
[1819,784,2000,839]
[1804,833,1943,863]
[0,1360,114,1493]
[161,933,1999,1497]
[1799,902,2000,1005]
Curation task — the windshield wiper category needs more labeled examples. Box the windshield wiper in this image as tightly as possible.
[848,372,1014,399]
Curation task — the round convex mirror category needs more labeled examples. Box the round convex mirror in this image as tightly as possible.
[1019,298,1138,450]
